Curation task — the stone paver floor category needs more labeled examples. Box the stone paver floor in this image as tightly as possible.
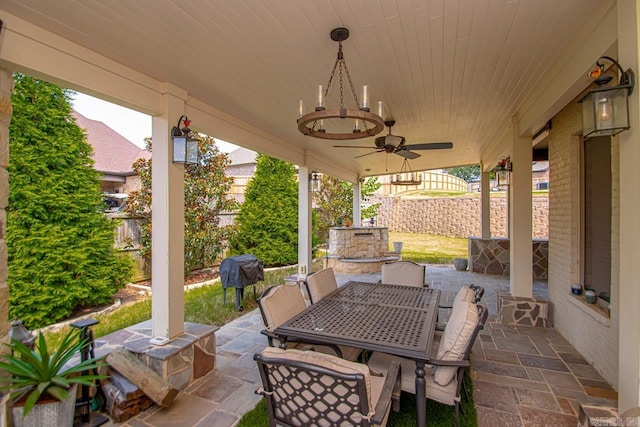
[105,266,617,426]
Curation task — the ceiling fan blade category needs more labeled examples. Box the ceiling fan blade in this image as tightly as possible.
[395,150,421,160]
[403,142,453,150]
[354,150,381,159]
[333,145,376,148]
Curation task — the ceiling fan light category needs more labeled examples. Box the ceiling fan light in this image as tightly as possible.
[386,134,404,147]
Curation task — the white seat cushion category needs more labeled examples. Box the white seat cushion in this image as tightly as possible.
[367,349,458,406]
[306,268,338,303]
[260,285,306,330]
[453,286,475,306]
[434,301,478,386]
[381,262,425,287]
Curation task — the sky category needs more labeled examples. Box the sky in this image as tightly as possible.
[71,92,239,153]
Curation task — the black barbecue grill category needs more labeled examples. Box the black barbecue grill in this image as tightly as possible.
[220,254,264,311]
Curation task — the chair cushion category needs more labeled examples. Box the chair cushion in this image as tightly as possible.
[259,285,306,330]
[367,344,438,395]
[260,347,372,407]
[452,286,475,306]
[434,301,478,386]
[306,268,338,303]
[381,262,425,287]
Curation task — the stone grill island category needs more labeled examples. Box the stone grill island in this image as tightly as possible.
[324,227,400,274]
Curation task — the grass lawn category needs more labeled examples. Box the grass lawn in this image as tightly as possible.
[44,233,467,346]
[42,263,306,348]
[389,232,468,264]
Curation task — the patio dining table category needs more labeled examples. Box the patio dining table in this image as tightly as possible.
[273,280,440,427]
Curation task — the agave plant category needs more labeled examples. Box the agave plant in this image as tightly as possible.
[0,328,107,416]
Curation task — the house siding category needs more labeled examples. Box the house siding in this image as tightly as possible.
[548,98,619,388]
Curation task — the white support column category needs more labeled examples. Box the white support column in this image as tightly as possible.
[298,166,312,276]
[480,170,491,238]
[617,0,640,412]
[353,179,362,227]
[151,87,186,339]
[509,125,533,297]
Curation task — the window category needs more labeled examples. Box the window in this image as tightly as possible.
[537,182,549,190]
[582,137,611,299]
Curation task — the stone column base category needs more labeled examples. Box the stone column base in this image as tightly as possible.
[96,321,217,391]
[497,290,548,327]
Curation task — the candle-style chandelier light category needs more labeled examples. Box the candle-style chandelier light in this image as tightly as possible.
[297,27,385,140]
[391,158,423,186]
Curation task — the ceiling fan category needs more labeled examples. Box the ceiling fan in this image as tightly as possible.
[333,119,453,159]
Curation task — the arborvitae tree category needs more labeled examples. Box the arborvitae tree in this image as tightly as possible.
[229,155,298,266]
[126,135,235,272]
[8,75,133,328]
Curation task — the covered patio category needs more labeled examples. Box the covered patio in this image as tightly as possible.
[0,0,638,424]
[104,267,615,426]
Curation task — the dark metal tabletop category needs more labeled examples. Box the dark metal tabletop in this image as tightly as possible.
[274,281,440,361]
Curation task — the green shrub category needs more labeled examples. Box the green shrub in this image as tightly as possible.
[229,155,299,266]
[7,75,133,328]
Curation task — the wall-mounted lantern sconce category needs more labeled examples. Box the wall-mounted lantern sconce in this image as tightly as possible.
[9,319,35,350]
[309,172,321,193]
[579,56,635,139]
[495,158,512,187]
[172,115,199,165]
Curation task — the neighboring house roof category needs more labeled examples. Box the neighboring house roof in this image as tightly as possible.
[227,147,257,166]
[532,161,549,173]
[72,110,151,175]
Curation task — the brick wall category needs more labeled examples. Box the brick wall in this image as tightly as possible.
[548,98,619,388]
[374,195,549,238]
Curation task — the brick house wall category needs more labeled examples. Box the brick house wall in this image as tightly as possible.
[548,97,619,388]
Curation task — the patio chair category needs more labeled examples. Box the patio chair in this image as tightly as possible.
[255,347,401,427]
[303,269,363,361]
[437,285,484,328]
[257,285,358,360]
[367,302,488,427]
[304,267,339,304]
[381,261,426,287]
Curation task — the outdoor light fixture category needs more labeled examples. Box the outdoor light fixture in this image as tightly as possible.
[391,158,423,186]
[297,27,385,140]
[172,115,198,165]
[309,172,321,193]
[495,158,512,187]
[579,56,635,139]
[9,319,35,350]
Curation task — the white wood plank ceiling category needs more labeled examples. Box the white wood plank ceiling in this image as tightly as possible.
[0,0,614,177]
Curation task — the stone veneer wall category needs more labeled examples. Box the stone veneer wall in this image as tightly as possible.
[95,321,217,391]
[328,227,390,259]
[374,195,549,238]
[0,68,11,425]
[468,237,548,279]
[325,227,399,273]
[547,97,619,388]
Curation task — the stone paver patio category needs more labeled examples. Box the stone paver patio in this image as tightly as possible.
[103,265,617,426]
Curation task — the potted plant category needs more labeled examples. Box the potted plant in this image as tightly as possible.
[0,328,107,427]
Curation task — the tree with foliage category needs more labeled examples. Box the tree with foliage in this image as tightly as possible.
[126,134,235,272]
[313,176,381,239]
[443,165,481,182]
[7,75,133,328]
[228,155,299,266]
